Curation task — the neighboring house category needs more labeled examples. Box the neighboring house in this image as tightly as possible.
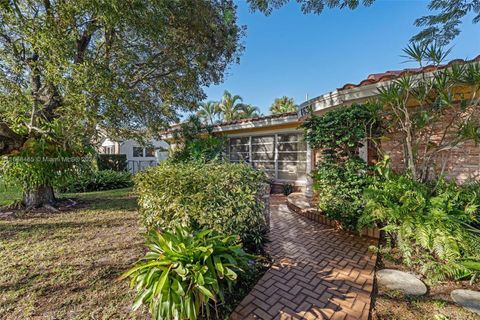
[99,137,169,173]
[164,54,480,195]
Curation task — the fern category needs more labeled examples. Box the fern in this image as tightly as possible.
[361,169,480,283]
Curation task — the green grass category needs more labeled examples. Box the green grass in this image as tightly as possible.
[0,187,149,319]
[0,178,21,206]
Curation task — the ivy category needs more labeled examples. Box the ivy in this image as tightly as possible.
[301,103,381,161]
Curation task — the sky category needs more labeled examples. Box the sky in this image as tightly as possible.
[203,0,480,115]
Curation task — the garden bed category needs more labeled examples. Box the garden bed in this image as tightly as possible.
[372,258,480,320]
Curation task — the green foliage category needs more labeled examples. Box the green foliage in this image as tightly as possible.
[377,43,480,182]
[121,226,254,320]
[270,96,297,114]
[58,170,133,193]
[196,101,220,125]
[301,103,380,160]
[301,103,378,230]
[170,116,226,163]
[134,162,269,252]
[247,0,374,15]
[0,0,242,202]
[282,183,294,196]
[359,159,480,282]
[1,133,93,192]
[97,154,128,172]
[412,0,480,45]
[313,158,370,230]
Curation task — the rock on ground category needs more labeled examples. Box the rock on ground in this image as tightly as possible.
[377,269,427,296]
[451,289,480,315]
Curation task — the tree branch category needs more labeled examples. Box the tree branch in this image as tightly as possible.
[0,122,25,155]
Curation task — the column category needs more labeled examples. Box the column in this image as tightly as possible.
[305,142,313,198]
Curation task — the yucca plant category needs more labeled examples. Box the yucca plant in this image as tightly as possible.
[120,226,254,320]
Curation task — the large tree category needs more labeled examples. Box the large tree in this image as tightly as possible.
[0,0,242,208]
[270,96,297,114]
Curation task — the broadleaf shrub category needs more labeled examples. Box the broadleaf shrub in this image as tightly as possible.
[58,170,133,193]
[359,160,480,282]
[312,158,370,230]
[135,162,269,251]
[120,226,255,320]
[97,154,127,171]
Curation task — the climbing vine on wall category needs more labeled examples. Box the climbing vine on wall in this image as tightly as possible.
[301,103,381,161]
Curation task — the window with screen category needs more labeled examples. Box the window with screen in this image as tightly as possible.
[227,132,307,182]
[277,133,307,181]
[228,137,250,162]
[251,135,275,179]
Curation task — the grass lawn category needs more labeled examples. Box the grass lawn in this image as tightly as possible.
[0,178,21,206]
[0,188,148,319]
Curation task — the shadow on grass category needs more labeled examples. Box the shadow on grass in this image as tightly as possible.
[60,188,138,212]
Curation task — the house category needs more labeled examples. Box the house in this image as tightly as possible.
[99,137,169,173]
[181,55,480,195]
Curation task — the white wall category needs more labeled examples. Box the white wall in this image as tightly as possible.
[119,139,169,162]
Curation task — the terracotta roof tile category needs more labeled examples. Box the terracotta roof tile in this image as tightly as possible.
[338,55,480,91]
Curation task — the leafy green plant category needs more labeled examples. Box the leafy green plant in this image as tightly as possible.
[312,158,370,230]
[170,116,226,163]
[301,103,380,160]
[359,158,480,282]
[282,183,294,196]
[58,170,133,193]
[97,154,128,172]
[120,226,254,320]
[135,161,269,252]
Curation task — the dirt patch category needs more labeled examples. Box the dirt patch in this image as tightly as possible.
[0,190,148,319]
[372,259,480,320]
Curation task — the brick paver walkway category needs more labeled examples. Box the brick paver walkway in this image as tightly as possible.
[231,196,377,320]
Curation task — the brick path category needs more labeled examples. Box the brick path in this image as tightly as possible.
[231,196,377,320]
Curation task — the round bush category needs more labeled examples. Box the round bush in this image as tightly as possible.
[134,161,269,251]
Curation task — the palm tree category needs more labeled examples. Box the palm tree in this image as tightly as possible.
[217,90,244,122]
[237,104,261,119]
[196,101,218,125]
[270,96,297,114]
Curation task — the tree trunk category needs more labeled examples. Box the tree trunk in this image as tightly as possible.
[23,185,56,208]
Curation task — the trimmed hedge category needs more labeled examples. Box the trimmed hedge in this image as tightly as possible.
[97,154,127,171]
[59,170,133,193]
[134,162,269,251]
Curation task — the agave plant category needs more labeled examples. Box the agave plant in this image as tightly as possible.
[120,226,254,320]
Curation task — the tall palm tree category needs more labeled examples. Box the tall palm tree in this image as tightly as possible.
[217,90,244,122]
[196,101,218,125]
[237,104,261,119]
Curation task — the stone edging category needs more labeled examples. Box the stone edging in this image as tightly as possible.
[286,193,380,239]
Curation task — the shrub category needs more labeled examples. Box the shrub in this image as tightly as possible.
[359,161,480,282]
[170,115,226,163]
[97,154,127,171]
[120,226,254,320]
[58,170,133,193]
[312,158,370,230]
[282,183,294,196]
[135,161,268,251]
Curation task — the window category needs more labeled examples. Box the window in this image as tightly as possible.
[227,132,307,182]
[103,145,115,154]
[133,147,144,157]
[145,147,155,157]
